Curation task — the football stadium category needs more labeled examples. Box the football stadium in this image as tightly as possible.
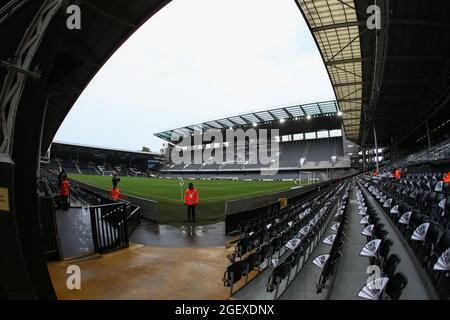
[1,0,450,310]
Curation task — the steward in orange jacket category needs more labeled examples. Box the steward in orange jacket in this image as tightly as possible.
[443,172,450,183]
[184,183,199,222]
[111,187,120,200]
[394,168,401,180]
[60,178,70,211]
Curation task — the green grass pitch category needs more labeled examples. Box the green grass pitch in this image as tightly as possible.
[69,174,302,225]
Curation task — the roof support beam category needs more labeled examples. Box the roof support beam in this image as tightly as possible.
[341,108,362,113]
[283,108,295,119]
[225,118,240,127]
[339,86,363,101]
[267,110,278,120]
[326,57,365,66]
[239,116,252,125]
[334,81,365,87]
[325,28,368,65]
[253,113,265,123]
[328,64,362,79]
[311,21,364,32]
[339,98,364,103]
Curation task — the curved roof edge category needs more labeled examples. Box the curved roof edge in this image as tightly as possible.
[155,100,341,141]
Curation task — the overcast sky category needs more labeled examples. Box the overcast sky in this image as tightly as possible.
[54,0,335,152]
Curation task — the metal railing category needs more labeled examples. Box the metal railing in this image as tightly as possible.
[37,196,60,261]
[126,205,142,236]
[90,202,129,254]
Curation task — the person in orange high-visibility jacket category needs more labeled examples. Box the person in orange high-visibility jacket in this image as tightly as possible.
[443,172,450,183]
[373,170,379,177]
[111,186,121,200]
[184,183,199,222]
[394,168,401,180]
[60,177,70,211]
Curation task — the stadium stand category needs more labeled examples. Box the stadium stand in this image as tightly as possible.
[353,182,409,300]
[220,139,449,300]
[358,172,449,299]
[223,179,351,298]
[223,164,448,300]
[157,104,357,182]
[48,142,163,176]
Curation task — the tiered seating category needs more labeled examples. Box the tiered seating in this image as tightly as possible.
[78,163,100,175]
[405,140,450,164]
[315,186,350,293]
[360,174,449,299]
[61,163,79,174]
[184,164,203,170]
[279,141,309,168]
[355,180,409,300]
[222,163,245,170]
[41,169,114,206]
[164,137,348,172]
[200,163,221,170]
[223,180,350,298]
[40,169,59,196]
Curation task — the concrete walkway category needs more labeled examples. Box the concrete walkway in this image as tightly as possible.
[56,206,94,259]
[130,221,231,247]
[279,223,335,300]
[328,188,370,300]
[48,244,229,300]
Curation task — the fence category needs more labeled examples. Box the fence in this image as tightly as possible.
[90,202,129,254]
[126,204,142,235]
[74,180,159,223]
[37,196,61,261]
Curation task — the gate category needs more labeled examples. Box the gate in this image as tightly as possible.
[90,202,129,254]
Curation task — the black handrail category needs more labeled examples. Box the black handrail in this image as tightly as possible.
[90,202,129,254]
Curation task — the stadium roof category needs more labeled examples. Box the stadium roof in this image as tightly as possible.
[296,0,450,147]
[296,0,363,142]
[154,100,341,142]
[359,0,450,148]
[51,141,161,156]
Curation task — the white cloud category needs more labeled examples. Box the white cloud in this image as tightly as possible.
[55,0,334,152]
